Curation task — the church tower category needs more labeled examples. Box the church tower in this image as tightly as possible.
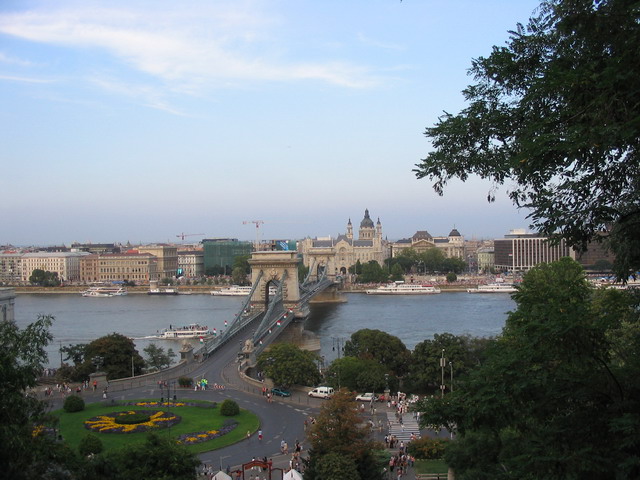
[347,218,353,240]
[359,209,375,240]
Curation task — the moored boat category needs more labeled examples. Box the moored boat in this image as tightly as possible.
[467,283,518,294]
[81,286,128,297]
[148,288,179,295]
[365,281,441,295]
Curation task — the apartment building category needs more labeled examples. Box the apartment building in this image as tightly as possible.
[96,252,158,284]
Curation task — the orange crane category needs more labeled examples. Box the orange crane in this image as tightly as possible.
[242,220,264,249]
[176,233,205,241]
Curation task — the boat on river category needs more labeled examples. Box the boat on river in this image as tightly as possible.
[467,283,518,294]
[211,285,252,296]
[148,288,179,295]
[81,286,128,297]
[158,323,212,339]
[211,285,278,296]
[365,281,441,295]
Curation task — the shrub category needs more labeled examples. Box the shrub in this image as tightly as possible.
[220,399,240,416]
[178,376,193,387]
[78,434,103,456]
[407,436,447,460]
[114,412,151,425]
[63,394,85,413]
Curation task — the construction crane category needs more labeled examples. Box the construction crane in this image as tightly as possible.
[242,220,264,250]
[176,233,205,241]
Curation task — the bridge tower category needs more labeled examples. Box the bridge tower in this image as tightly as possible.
[248,250,300,312]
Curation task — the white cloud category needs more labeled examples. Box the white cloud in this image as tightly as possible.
[0,2,381,96]
[0,73,51,83]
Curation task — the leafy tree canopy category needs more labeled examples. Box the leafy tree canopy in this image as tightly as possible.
[343,329,411,377]
[0,314,54,479]
[257,342,321,387]
[143,343,176,372]
[28,269,61,287]
[81,333,145,380]
[415,258,640,478]
[414,0,640,279]
[356,260,388,284]
[325,356,388,392]
[303,389,384,480]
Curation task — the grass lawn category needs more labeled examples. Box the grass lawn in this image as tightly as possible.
[55,398,260,455]
[414,459,449,474]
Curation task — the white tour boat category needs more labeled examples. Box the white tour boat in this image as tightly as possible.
[365,282,441,295]
[158,324,212,339]
[467,283,518,294]
[211,285,279,296]
[81,286,128,297]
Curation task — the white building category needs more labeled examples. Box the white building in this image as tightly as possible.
[21,252,89,282]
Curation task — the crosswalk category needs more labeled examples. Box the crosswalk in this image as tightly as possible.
[386,412,421,442]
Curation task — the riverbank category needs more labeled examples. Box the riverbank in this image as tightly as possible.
[12,283,477,294]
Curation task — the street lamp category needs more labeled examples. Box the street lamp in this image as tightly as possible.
[440,349,446,398]
[449,361,453,392]
[219,455,230,472]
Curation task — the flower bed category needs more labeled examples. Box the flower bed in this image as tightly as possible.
[177,421,239,445]
[84,410,181,434]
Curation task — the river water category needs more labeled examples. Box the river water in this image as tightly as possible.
[13,293,516,368]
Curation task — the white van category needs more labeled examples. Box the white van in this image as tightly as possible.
[308,386,334,399]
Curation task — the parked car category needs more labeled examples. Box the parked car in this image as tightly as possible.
[355,392,376,402]
[271,387,291,397]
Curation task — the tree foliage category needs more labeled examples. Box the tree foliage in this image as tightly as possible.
[28,269,61,286]
[414,0,640,279]
[343,329,411,377]
[407,333,493,394]
[303,389,385,480]
[256,342,321,387]
[356,260,388,283]
[325,356,388,392]
[415,258,640,478]
[76,333,145,381]
[0,314,54,479]
[143,343,176,372]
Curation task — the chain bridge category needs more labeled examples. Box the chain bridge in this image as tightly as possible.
[198,250,338,364]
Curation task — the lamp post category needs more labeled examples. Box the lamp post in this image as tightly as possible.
[440,349,446,398]
[449,361,453,392]
[219,455,230,473]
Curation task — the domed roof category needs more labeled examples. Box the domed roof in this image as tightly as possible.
[360,209,374,228]
[449,228,461,237]
[413,230,433,241]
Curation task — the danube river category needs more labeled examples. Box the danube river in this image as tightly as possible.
[14,292,516,368]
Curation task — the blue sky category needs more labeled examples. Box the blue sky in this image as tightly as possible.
[1,0,541,246]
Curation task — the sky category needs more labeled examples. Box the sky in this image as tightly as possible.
[1,0,543,246]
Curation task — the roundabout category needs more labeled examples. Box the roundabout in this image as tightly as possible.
[56,398,258,454]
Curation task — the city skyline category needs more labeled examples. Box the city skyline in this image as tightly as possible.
[1,0,540,245]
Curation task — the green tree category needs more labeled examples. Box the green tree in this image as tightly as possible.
[343,329,411,377]
[79,333,145,380]
[28,269,61,287]
[356,260,388,284]
[60,343,87,365]
[407,333,485,394]
[231,266,247,285]
[416,258,640,478]
[95,432,199,480]
[325,357,388,392]
[314,452,361,480]
[303,389,385,480]
[0,314,82,479]
[389,263,404,282]
[421,248,445,273]
[414,0,640,279]
[143,343,176,371]
[257,343,321,387]
[446,272,457,283]
[233,254,251,274]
